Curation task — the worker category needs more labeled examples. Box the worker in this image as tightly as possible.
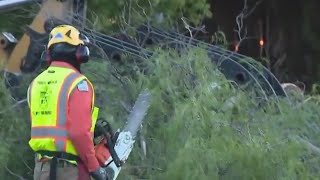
[27,24,109,180]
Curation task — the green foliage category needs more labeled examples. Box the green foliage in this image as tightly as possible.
[0,76,33,179]
[83,48,320,180]
[87,0,212,32]
[116,49,320,180]
[311,83,320,95]
[1,46,320,179]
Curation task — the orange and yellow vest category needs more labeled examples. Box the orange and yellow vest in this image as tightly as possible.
[27,65,99,159]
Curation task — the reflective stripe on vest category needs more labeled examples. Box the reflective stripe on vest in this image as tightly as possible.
[31,128,68,137]
[28,65,99,156]
[57,72,81,126]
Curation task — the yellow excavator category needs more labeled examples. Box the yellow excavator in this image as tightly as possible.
[0,0,89,100]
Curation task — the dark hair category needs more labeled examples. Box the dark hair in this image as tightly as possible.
[49,43,81,70]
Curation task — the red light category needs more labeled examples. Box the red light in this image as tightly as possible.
[259,39,264,46]
[235,44,239,52]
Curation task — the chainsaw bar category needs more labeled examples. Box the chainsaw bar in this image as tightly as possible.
[122,90,152,136]
[104,89,152,180]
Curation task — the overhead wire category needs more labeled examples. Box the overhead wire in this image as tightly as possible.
[144,25,285,97]
[58,14,285,104]
[135,25,271,102]
[135,25,281,102]
[64,15,271,103]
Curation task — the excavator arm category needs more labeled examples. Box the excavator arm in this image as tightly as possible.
[1,0,81,72]
[0,0,87,100]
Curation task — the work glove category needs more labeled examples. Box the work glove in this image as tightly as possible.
[90,167,109,180]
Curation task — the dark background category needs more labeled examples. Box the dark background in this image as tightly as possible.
[204,0,320,91]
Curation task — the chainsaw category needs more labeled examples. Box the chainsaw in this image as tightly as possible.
[93,90,152,180]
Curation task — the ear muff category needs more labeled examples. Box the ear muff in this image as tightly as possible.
[75,45,90,63]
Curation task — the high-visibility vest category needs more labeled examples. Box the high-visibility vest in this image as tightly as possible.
[27,65,99,159]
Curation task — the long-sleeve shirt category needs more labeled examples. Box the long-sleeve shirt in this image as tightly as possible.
[51,61,100,173]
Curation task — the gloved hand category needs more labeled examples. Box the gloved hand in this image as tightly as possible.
[90,167,109,180]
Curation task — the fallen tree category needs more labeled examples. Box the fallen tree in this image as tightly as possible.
[1,47,320,179]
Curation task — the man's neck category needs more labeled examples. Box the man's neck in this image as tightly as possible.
[50,61,81,72]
